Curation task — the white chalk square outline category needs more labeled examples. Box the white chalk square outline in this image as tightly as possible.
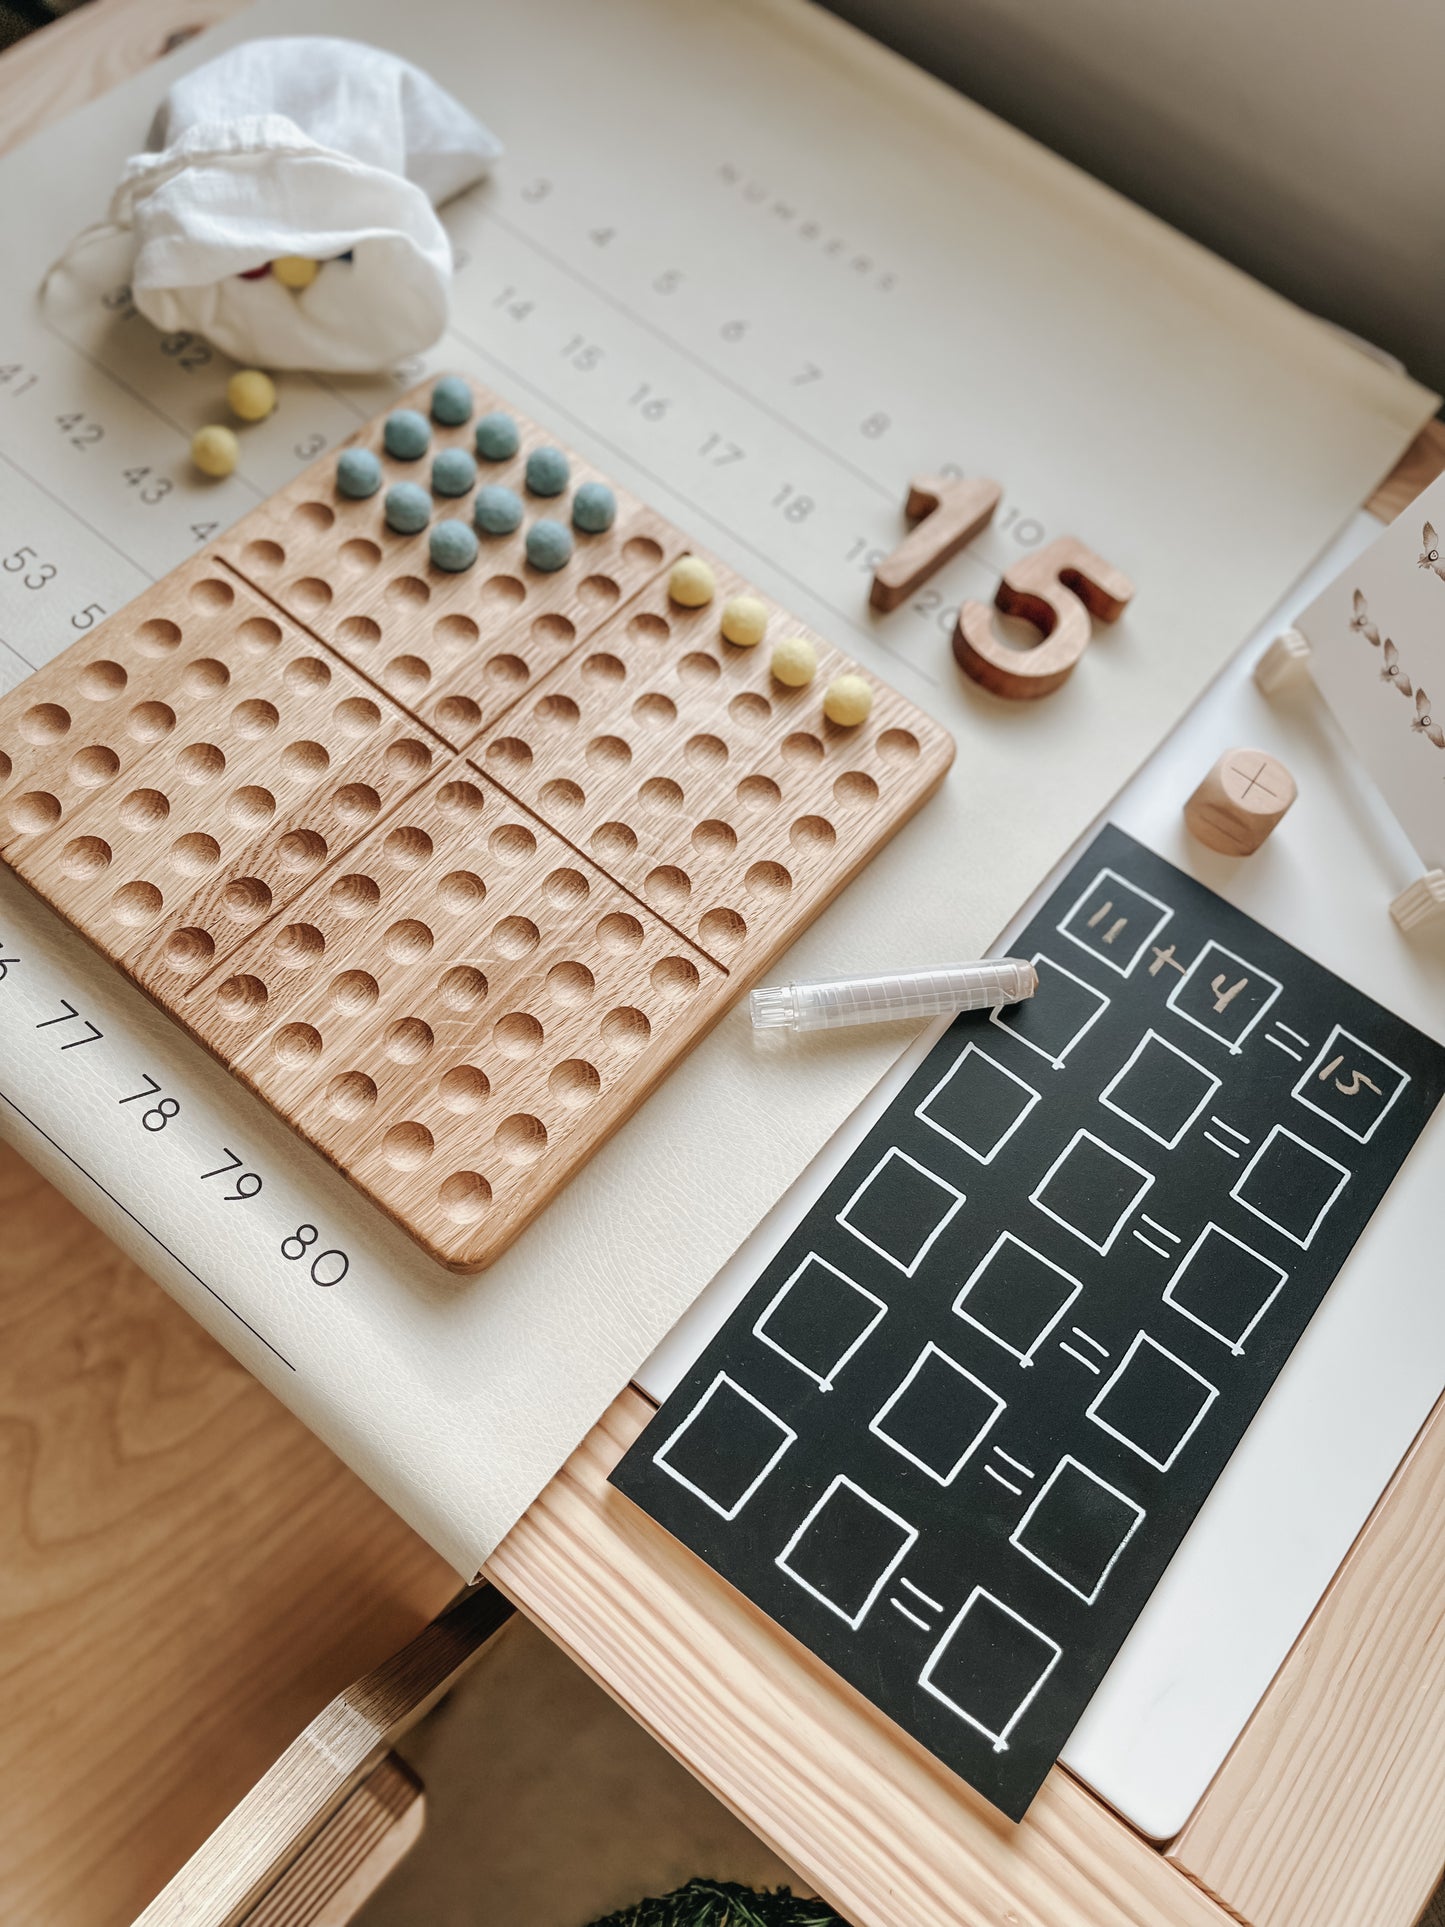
[915,1042,1042,1164]
[919,1586,1063,1752]
[1009,1455,1146,1605]
[989,951,1111,1069]
[753,1253,887,1391]
[1057,866,1174,977]
[653,1372,797,1520]
[1086,1331,1219,1471]
[1166,940,1283,1055]
[868,1342,1006,1485]
[1230,1123,1352,1249]
[775,1473,918,1629]
[1098,1027,1223,1149]
[1162,1222,1288,1355]
[953,1232,1083,1367]
[836,1146,966,1276]
[1029,1129,1155,1255]
[1291,1024,1410,1144]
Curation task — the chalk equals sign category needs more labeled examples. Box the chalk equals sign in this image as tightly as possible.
[890,1576,945,1633]
[1134,1213,1183,1257]
[984,1445,1037,1497]
[1203,1116,1250,1159]
[1265,1020,1311,1064]
[1059,1327,1110,1374]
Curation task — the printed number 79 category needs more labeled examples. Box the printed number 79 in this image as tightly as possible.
[200,1147,262,1201]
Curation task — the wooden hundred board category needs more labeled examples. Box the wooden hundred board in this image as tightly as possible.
[0,376,952,1270]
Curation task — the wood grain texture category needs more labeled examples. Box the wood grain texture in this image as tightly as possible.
[1182,747,1296,855]
[474,541,952,974]
[486,1387,1236,1927]
[1366,419,1445,523]
[244,1754,424,1927]
[1168,1383,1445,1927]
[0,1137,456,1927]
[1390,868,1445,931]
[221,377,688,749]
[869,474,1002,612]
[137,1586,513,1927]
[1,377,951,1266]
[0,558,282,852]
[0,0,243,160]
[185,758,727,1268]
[1,558,446,1003]
[954,536,1136,700]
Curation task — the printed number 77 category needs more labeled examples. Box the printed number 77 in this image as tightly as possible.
[200,1147,262,1201]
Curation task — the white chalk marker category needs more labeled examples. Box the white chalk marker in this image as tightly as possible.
[750,959,1037,1034]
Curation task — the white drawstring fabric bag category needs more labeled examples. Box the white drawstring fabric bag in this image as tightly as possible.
[52,37,501,372]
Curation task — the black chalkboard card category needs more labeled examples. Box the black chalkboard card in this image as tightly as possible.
[611,825,1445,1821]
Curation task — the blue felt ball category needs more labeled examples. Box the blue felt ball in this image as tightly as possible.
[430,376,473,426]
[475,411,520,460]
[525,445,570,497]
[336,447,382,499]
[430,519,479,573]
[432,447,477,498]
[474,484,524,535]
[572,481,616,533]
[384,482,431,534]
[526,518,573,572]
[383,409,430,460]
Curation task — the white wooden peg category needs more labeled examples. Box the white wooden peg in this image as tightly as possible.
[1251,625,1445,931]
[1253,627,1313,695]
[1389,871,1445,932]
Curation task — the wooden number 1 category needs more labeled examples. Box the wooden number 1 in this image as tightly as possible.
[869,474,1003,613]
[954,537,1136,700]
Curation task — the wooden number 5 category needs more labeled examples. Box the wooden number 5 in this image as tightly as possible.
[953,537,1135,699]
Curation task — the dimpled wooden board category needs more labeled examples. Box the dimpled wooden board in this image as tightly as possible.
[217,375,689,749]
[0,376,953,1270]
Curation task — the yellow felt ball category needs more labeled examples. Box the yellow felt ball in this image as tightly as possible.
[226,368,277,422]
[273,255,320,290]
[668,555,716,607]
[823,672,874,726]
[770,635,818,688]
[720,594,767,647]
[191,424,239,478]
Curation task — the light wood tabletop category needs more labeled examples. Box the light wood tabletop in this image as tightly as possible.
[2,5,1444,1926]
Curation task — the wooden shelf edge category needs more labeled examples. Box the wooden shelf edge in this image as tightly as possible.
[1167,1378,1445,1927]
[487,1386,1238,1927]
[1366,419,1445,523]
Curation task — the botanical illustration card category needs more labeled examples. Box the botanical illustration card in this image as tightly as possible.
[1299,475,1445,869]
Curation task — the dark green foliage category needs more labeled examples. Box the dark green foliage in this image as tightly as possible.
[584,1877,848,1927]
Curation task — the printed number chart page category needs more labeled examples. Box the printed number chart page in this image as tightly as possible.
[0,0,1435,1574]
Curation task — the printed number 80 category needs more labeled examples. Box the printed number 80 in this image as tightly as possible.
[281,1224,350,1286]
